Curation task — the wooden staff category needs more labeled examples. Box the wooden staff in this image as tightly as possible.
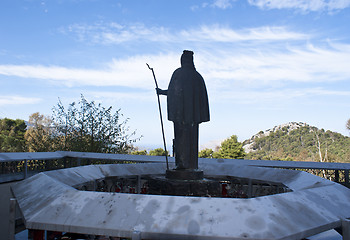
[146,63,169,170]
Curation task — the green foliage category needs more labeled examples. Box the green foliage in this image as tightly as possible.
[199,148,214,158]
[148,148,169,156]
[0,118,27,152]
[24,112,55,152]
[198,136,245,159]
[130,148,169,156]
[245,125,350,163]
[51,95,140,153]
[131,150,148,155]
[213,135,246,159]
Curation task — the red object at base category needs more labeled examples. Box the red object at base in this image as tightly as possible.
[31,230,44,240]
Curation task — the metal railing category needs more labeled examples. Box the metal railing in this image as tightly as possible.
[1,151,350,187]
[0,151,166,183]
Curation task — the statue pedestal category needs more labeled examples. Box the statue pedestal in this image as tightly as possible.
[166,169,203,180]
[147,176,221,197]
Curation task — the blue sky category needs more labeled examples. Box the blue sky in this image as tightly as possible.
[1,0,350,150]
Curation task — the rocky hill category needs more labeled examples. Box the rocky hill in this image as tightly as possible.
[242,122,350,163]
[243,122,307,153]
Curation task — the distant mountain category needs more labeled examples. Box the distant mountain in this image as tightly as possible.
[243,122,350,163]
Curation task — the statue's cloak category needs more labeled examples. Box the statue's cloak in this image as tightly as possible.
[167,66,210,124]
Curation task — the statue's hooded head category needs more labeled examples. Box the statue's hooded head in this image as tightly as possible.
[180,50,195,69]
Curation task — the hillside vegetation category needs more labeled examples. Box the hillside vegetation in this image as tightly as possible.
[243,122,350,163]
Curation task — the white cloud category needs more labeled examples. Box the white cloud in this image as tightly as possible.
[180,25,308,42]
[214,87,350,104]
[64,23,308,45]
[197,42,350,90]
[63,22,172,44]
[248,0,350,13]
[1,40,350,92]
[0,53,178,88]
[191,0,237,10]
[0,96,41,106]
[1,26,350,97]
[211,0,235,9]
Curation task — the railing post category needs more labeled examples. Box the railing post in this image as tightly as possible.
[24,159,28,179]
[248,179,252,198]
[345,170,349,186]
[137,175,141,194]
[9,198,16,240]
[335,170,339,183]
[132,231,141,240]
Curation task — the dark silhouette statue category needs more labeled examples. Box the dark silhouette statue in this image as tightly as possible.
[157,50,210,180]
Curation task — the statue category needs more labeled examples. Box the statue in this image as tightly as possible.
[157,50,210,180]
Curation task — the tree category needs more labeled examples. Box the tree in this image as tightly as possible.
[213,135,245,159]
[199,148,214,158]
[51,95,140,153]
[148,148,169,156]
[347,119,350,132]
[0,118,27,152]
[131,149,148,155]
[24,112,54,152]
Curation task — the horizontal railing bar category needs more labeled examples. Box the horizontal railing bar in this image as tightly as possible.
[56,151,171,163]
[0,151,350,173]
[199,158,350,171]
[0,152,65,162]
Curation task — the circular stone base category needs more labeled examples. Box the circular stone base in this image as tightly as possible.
[166,169,204,180]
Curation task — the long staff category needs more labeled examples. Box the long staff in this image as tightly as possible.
[146,63,169,170]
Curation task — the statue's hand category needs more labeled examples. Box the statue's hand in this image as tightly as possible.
[156,88,167,95]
